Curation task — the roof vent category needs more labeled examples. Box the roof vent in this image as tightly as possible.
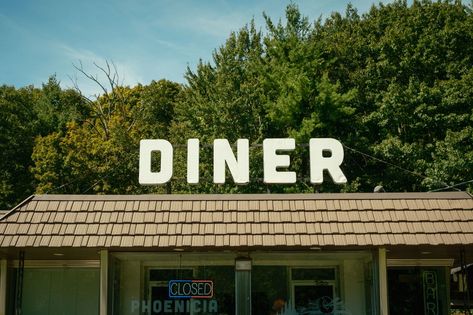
[374,185,385,193]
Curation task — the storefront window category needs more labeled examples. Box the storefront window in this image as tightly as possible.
[146,266,234,315]
[112,252,374,315]
[11,267,99,315]
[252,266,344,315]
[251,252,376,315]
[147,269,194,315]
[388,267,449,315]
[251,266,288,315]
[112,254,235,315]
[291,268,337,313]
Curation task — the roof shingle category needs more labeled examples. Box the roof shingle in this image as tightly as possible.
[0,192,472,249]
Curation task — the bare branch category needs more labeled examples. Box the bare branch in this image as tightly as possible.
[73,61,110,96]
[92,60,125,120]
[67,73,95,105]
[70,59,135,140]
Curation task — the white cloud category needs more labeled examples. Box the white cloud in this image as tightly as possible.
[56,44,101,63]
[192,13,250,38]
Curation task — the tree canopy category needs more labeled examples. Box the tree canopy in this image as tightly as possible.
[1,0,472,209]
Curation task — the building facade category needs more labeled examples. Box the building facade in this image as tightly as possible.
[0,192,472,315]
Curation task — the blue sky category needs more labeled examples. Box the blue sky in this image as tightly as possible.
[1,0,385,96]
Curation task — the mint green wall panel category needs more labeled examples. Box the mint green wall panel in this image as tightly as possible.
[21,268,99,315]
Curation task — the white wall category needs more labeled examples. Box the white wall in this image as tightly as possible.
[343,259,366,315]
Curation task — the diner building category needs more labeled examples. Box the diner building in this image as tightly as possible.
[0,191,472,315]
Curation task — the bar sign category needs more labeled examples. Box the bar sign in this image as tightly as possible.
[423,271,439,315]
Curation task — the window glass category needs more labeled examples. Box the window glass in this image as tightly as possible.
[149,269,194,282]
[293,284,334,313]
[252,266,289,315]
[291,268,335,281]
[18,268,99,315]
[291,268,337,314]
[112,252,373,315]
[196,266,235,315]
[252,266,340,315]
[388,267,448,315]
[147,267,234,315]
[113,256,234,315]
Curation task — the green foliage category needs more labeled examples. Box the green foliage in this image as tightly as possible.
[352,0,473,192]
[35,76,89,134]
[31,81,180,196]
[171,0,473,193]
[137,80,181,139]
[0,85,37,208]
[3,0,473,207]
[170,21,268,193]
[0,75,90,208]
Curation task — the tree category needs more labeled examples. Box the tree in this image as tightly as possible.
[169,1,473,193]
[22,1,473,196]
[0,85,37,208]
[35,75,88,134]
[32,63,182,195]
[0,75,90,208]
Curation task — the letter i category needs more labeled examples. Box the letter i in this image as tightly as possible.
[187,139,199,184]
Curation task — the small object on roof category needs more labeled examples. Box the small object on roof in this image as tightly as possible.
[374,185,385,193]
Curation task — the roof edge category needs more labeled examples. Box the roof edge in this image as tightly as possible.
[31,191,472,201]
[0,195,35,221]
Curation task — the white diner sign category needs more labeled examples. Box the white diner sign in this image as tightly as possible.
[139,138,347,185]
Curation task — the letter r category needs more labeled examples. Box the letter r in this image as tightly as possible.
[310,138,347,184]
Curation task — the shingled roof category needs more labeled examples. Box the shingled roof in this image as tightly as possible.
[0,192,472,249]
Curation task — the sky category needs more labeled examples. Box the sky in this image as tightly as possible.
[0,0,386,96]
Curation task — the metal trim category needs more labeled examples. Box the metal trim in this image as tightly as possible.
[8,260,100,268]
[31,191,471,201]
[387,259,454,267]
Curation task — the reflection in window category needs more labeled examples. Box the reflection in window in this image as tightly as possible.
[293,284,334,313]
[252,266,341,315]
[291,268,338,314]
[252,266,289,315]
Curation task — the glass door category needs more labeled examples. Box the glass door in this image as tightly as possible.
[290,268,338,314]
[147,266,234,315]
[292,283,335,313]
[148,268,194,315]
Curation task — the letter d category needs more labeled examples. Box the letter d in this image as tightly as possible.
[139,139,173,184]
